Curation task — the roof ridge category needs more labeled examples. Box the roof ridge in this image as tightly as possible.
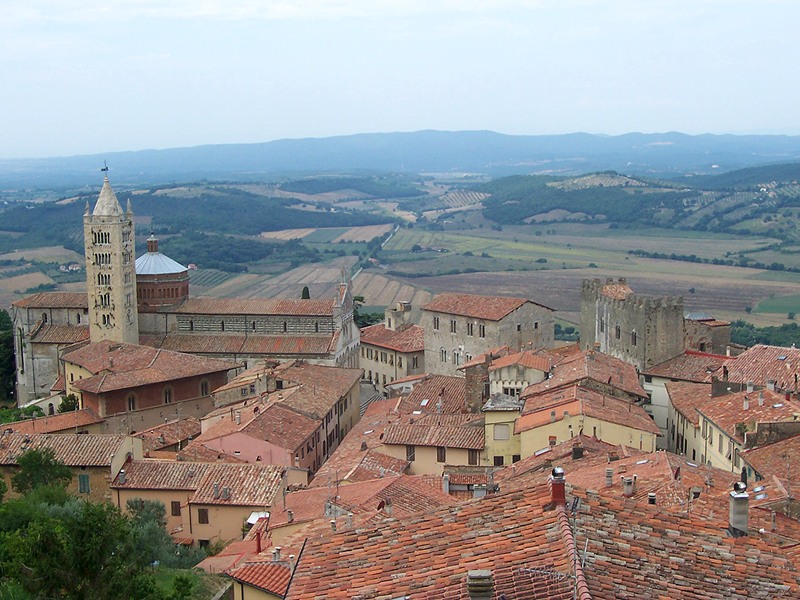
[555,504,592,600]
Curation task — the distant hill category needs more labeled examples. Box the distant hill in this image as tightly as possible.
[4,130,800,189]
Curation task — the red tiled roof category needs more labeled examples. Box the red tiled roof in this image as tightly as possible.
[727,344,800,391]
[146,333,335,357]
[0,433,127,467]
[242,403,319,451]
[112,459,283,506]
[741,433,800,484]
[133,417,201,453]
[397,374,468,414]
[601,281,633,300]
[698,388,800,441]
[276,362,362,420]
[51,374,66,393]
[176,442,247,463]
[665,381,713,426]
[2,408,104,435]
[360,323,424,353]
[63,340,238,394]
[489,349,552,373]
[517,385,661,436]
[522,349,647,399]
[174,297,335,316]
[458,345,512,370]
[423,293,551,320]
[228,563,292,597]
[12,292,88,309]
[645,350,736,382]
[30,323,89,345]
[383,422,485,450]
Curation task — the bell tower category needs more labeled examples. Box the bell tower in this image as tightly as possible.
[84,170,139,344]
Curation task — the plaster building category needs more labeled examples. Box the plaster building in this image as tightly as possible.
[580,278,732,372]
[11,175,360,405]
[359,301,425,392]
[421,293,554,377]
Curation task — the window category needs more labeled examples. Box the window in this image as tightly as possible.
[450,319,457,333]
[398,356,403,368]
[437,446,446,463]
[493,424,510,440]
[200,380,210,396]
[512,454,521,463]
[163,387,173,404]
[433,316,440,330]
[380,352,387,363]
[440,348,448,363]
[412,356,419,369]
[534,321,539,330]
[478,324,485,338]
[734,448,740,468]
[599,318,604,333]
[249,383,256,394]
[171,501,181,517]
[468,450,479,466]
[516,324,521,332]
[631,331,637,346]
[198,508,209,524]
[615,325,621,340]
[315,321,319,333]
[719,433,723,454]
[493,456,505,467]
[127,394,136,411]
[453,352,460,366]
[78,474,90,494]
[467,322,474,336]
[406,445,416,461]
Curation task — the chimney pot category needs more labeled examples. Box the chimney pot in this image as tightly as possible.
[274,546,281,561]
[330,519,337,532]
[759,391,764,406]
[550,466,566,505]
[287,509,294,523]
[767,380,776,391]
[443,473,450,494]
[605,467,613,487]
[743,396,749,411]
[118,469,126,484]
[466,570,494,600]
[213,482,220,499]
[256,531,262,553]
[623,476,635,497]
[648,492,657,505]
[747,381,754,393]
[729,481,749,537]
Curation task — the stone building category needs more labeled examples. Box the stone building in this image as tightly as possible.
[422,293,554,377]
[580,278,730,372]
[11,175,360,404]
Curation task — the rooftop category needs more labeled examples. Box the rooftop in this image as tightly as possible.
[30,322,90,345]
[133,417,201,453]
[174,297,336,317]
[645,350,737,383]
[727,344,800,391]
[0,433,128,467]
[488,349,552,373]
[92,176,123,216]
[665,381,713,426]
[383,421,485,450]
[698,388,800,441]
[423,292,551,321]
[359,322,424,353]
[1,408,104,435]
[228,562,292,597]
[396,374,468,414]
[143,333,335,357]
[12,292,88,309]
[135,249,187,276]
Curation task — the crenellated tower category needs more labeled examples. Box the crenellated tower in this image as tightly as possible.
[84,174,139,344]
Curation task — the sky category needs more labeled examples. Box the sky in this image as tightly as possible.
[2,0,799,159]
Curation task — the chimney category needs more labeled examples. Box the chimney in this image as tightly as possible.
[767,380,776,391]
[235,411,241,424]
[221,487,230,500]
[605,467,613,487]
[743,396,750,411]
[622,476,635,497]
[330,519,337,533]
[287,509,294,523]
[346,513,353,529]
[384,497,393,516]
[728,481,749,537]
[275,546,281,561]
[118,469,126,484]
[473,484,487,499]
[360,441,368,451]
[256,531,262,553]
[648,492,657,505]
[758,391,764,406]
[443,473,450,494]
[571,444,584,460]
[746,381,754,393]
[213,482,220,499]
[466,570,494,600]
[549,467,566,505]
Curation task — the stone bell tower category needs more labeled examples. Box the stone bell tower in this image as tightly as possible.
[84,171,139,344]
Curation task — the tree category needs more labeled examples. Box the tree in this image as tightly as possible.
[0,309,14,404]
[301,286,311,299]
[11,448,72,494]
[58,393,80,413]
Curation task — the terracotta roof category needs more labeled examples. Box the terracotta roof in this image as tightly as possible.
[741,433,800,484]
[359,322,424,353]
[285,483,573,599]
[51,374,66,393]
[458,346,513,370]
[133,417,201,453]
[147,333,335,357]
[112,459,283,506]
[277,362,362,420]
[11,292,88,309]
[665,381,713,426]
[228,563,292,597]
[63,340,238,394]
[0,433,127,467]
[601,281,634,300]
[489,349,552,373]
[241,403,319,451]
[1,408,104,435]
[176,442,248,463]
[174,297,335,317]
[383,422,485,450]
[522,349,648,399]
[727,344,800,391]
[698,388,800,441]
[397,374,468,414]
[423,292,551,320]
[30,323,90,345]
[645,350,736,382]
[517,384,661,436]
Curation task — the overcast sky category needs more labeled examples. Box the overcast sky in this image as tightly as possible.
[2,0,798,159]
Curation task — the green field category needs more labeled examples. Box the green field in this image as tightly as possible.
[754,294,800,315]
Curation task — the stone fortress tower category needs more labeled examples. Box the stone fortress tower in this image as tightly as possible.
[83,173,139,344]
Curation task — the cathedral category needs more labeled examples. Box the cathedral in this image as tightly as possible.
[11,175,360,405]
